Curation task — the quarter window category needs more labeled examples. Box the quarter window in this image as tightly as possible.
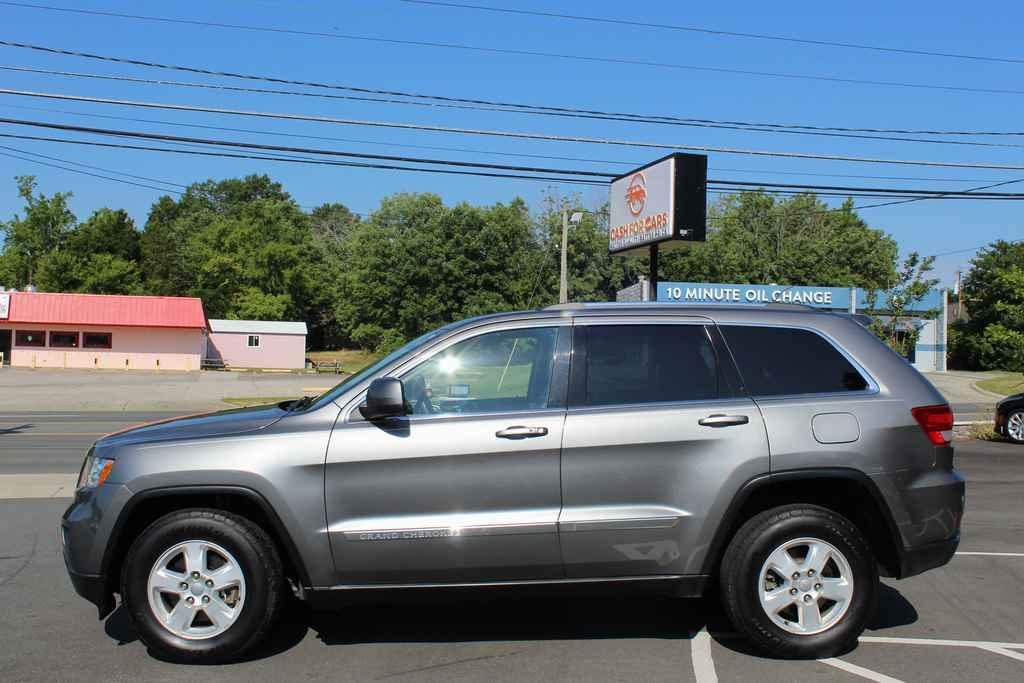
[82,332,112,349]
[49,331,79,348]
[577,325,721,407]
[400,327,558,416]
[721,326,868,397]
[15,330,45,347]
[247,335,261,348]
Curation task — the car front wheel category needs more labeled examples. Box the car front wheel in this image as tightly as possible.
[1005,410,1024,444]
[121,509,284,662]
[720,504,878,659]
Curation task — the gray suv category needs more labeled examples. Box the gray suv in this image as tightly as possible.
[61,303,964,661]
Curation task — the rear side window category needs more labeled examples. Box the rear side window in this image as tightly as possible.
[721,325,868,397]
[578,325,720,407]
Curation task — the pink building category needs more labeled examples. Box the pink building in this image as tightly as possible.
[206,319,307,370]
[0,291,206,370]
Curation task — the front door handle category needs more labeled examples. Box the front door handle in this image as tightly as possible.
[698,414,749,427]
[496,425,549,439]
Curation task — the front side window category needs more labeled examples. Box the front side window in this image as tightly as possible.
[15,330,45,347]
[721,325,869,397]
[49,331,79,348]
[578,324,721,407]
[400,327,558,416]
[247,335,261,348]
[82,332,112,349]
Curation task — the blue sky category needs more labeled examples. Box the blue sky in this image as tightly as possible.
[0,0,1021,286]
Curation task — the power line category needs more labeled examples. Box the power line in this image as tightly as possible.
[0,142,186,188]
[6,87,1024,172]
[2,3,1024,97]
[402,0,1024,67]
[6,64,1024,151]
[0,131,611,186]
[0,145,184,193]
[3,39,1021,137]
[4,117,1024,201]
[3,100,1011,184]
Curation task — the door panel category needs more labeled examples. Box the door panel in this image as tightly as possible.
[558,321,770,578]
[324,323,569,585]
[559,399,768,577]
[325,412,565,584]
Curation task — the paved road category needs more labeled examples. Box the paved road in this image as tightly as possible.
[1,422,1022,680]
[0,368,337,411]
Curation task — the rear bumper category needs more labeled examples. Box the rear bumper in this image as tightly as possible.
[897,533,959,579]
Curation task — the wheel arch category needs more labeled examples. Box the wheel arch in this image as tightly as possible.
[102,485,312,597]
[702,468,903,579]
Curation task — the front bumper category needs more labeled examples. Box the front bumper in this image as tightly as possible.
[60,483,130,619]
[65,566,115,619]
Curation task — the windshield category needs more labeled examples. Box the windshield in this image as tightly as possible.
[306,322,463,410]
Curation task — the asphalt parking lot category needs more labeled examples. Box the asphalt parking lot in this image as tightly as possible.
[1,413,1022,681]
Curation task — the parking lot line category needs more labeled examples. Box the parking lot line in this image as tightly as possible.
[819,657,904,682]
[977,646,1024,663]
[956,551,1024,557]
[690,628,718,683]
[860,635,1024,650]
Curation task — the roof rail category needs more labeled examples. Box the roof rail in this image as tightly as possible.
[762,302,820,312]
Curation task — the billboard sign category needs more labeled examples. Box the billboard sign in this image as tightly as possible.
[608,153,707,255]
[0,292,9,319]
[659,282,850,309]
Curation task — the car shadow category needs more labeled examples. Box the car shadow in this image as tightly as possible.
[707,582,919,659]
[105,582,919,664]
[107,591,718,664]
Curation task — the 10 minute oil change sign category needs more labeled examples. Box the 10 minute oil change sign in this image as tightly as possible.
[608,153,707,255]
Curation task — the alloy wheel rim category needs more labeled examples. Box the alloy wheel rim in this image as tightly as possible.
[1008,412,1024,441]
[757,537,854,636]
[146,540,246,640]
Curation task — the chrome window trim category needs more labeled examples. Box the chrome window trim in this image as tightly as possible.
[565,395,753,416]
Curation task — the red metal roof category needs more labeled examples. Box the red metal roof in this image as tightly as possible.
[2,292,207,329]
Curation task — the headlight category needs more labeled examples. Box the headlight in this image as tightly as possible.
[77,454,115,489]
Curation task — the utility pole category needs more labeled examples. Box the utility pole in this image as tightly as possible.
[559,211,583,304]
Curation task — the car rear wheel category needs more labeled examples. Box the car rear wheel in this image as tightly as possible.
[121,509,284,662]
[720,504,878,659]
[1006,410,1024,444]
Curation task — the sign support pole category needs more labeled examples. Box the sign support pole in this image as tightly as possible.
[649,244,659,301]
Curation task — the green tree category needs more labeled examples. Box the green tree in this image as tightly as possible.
[139,175,337,346]
[955,240,1024,370]
[661,192,898,289]
[0,176,76,286]
[865,252,939,357]
[336,193,542,349]
[533,193,642,306]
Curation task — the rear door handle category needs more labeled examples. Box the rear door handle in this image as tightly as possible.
[698,414,749,427]
[496,425,549,439]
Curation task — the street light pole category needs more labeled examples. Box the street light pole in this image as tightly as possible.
[559,210,569,304]
[559,211,584,305]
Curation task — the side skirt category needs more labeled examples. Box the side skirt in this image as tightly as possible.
[304,574,709,609]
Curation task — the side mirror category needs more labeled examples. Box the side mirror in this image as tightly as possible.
[360,377,407,421]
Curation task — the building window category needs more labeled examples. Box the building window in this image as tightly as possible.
[247,335,261,348]
[15,330,45,347]
[49,331,79,348]
[82,332,112,349]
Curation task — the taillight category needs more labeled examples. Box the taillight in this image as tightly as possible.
[911,404,954,446]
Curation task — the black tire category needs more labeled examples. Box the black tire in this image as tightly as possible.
[121,508,284,663]
[1006,410,1024,444]
[719,504,878,659]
